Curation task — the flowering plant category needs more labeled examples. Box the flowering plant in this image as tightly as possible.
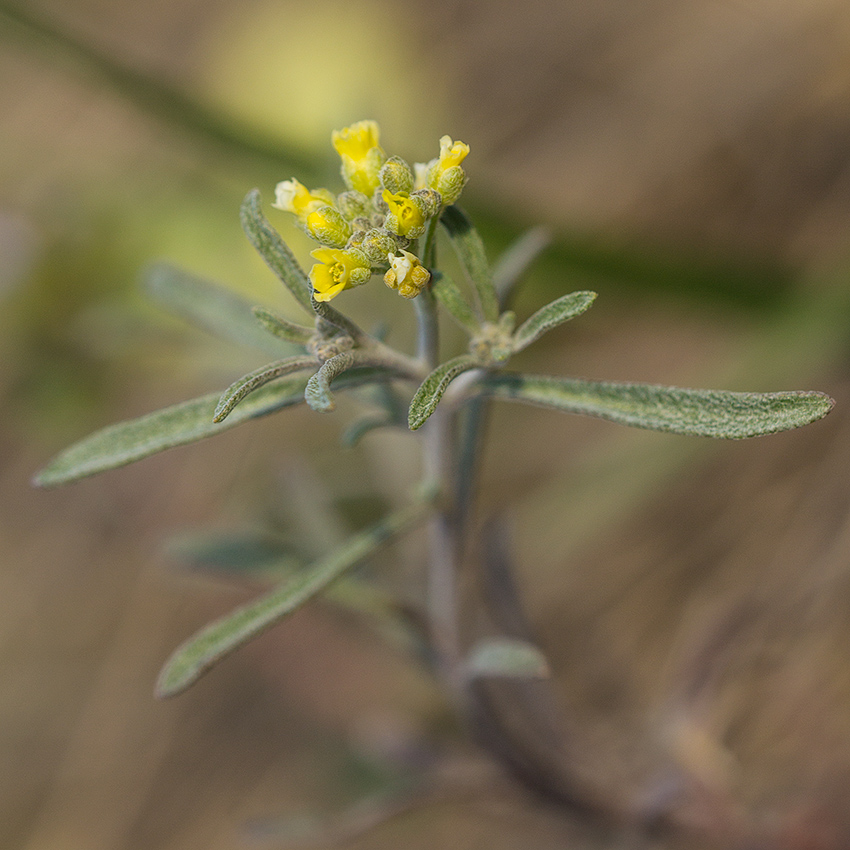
[34,121,834,833]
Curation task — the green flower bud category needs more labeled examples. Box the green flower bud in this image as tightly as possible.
[379,156,415,194]
[336,190,372,220]
[411,188,442,218]
[359,228,398,264]
[304,205,352,247]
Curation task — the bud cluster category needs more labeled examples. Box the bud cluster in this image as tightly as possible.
[272,120,470,302]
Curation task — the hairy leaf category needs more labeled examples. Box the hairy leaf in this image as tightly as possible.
[431,272,480,333]
[311,296,368,343]
[440,206,499,322]
[143,263,297,357]
[156,497,433,697]
[305,352,356,413]
[408,355,480,430]
[466,637,551,680]
[478,374,834,439]
[512,291,597,352]
[252,306,314,344]
[241,190,313,313]
[214,356,316,422]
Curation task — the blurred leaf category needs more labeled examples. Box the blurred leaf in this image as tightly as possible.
[493,226,551,308]
[167,531,301,577]
[305,352,355,413]
[241,190,314,313]
[408,355,480,431]
[253,306,314,344]
[156,496,434,698]
[440,206,499,322]
[341,413,394,448]
[431,272,480,333]
[512,291,597,353]
[478,374,834,438]
[214,356,315,422]
[466,637,550,680]
[143,263,298,357]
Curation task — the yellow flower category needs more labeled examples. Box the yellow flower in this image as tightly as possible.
[273,179,335,222]
[384,250,431,299]
[309,247,372,302]
[332,120,385,195]
[382,190,427,238]
[427,135,470,204]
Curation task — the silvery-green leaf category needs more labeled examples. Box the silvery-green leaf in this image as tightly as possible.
[408,355,480,431]
[155,497,433,698]
[214,356,315,422]
[341,413,394,448]
[466,637,551,680]
[493,226,551,307]
[440,206,499,322]
[431,272,480,333]
[143,263,297,357]
[167,531,301,578]
[311,296,367,343]
[478,373,834,439]
[511,291,597,353]
[252,306,314,344]
[305,352,356,413]
[241,190,313,313]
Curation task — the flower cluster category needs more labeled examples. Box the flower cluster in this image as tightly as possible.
[272,121,469,302]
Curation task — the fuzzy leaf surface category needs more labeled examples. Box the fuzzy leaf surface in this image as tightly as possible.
[241,189,313,313]
[156,498,433,697]
[252,307,314,344]
[478,374,834,438]
[512,291,597,352]
[143,263,297,357]
[408,355,480,430]
[432,272,480,333]
[440,206,499,322]
[305,352,356,413]
[466,637,551,680]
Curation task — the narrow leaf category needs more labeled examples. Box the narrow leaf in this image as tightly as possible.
[214,356,315,422]
[341,413,393,448]
[241,189,313,313]
[512,291,597,352]
[305,352,356,413]
[408,355,480,431]
[432,272,480,333]
[311,296,368,344]
[466,637,550,680]
[440,206,499,322]
[155,497,433,697]
[478,374,835,439]
[143,263,297,357]
[493,226,551,307]
[252,306,314,344]
[167,531,301,578]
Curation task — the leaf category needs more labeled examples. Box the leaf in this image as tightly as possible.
[34,370,386,487]
[341,413,394,448]
[311,296,368,344]
[465,637,550,680]
[440,205,499,322]
[305,352,356,413]
[492,226,551,307]
[408,355,480,430]
[155,497,433,698]
[478,373,835,439]
[431,272,480,333]
[241,189,314,313]
[214,356,316,422]
[143,263,297,357]
[511,291,597,352]
[166,531,301,578]
[252,306,314,344]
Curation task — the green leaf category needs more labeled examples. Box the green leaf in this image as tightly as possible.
[440,206,499,322]
[214,356,316,422]
[155,497,433,698]
[493,226,551,307]
[465,637,551,680]
[240,190,314,313]
[431,272,480,333]
[311,296,368,344]
[511,291,597,352]
[143,263,297,357]
[408,355,480,431]
[305,352,356,413]
[167,531,301,578]
[478,373,835,439]
[252,306,314,345]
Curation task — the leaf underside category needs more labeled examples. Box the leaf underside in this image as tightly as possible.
[512,290,597,352]
[408,355,480,430]
[478,374,834,439]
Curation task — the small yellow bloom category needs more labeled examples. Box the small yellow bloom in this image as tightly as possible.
[437,135,469,169]
[384,250,431,299]
[332,120,385,195]
[382,190,427,238]
[427,135,470,204]
[304,205,351,247]
[273,179,335,222]
[309,247,372,302]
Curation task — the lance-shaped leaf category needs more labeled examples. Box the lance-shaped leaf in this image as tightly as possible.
[512,291,597,353]
[241,189,313,313]
[478,374,834,439]
[34,370,387,487]
[493,226,551,308]
[143,263,298,357]
[214,356,316,422]
[311,296,367,344]
[408,355,481,430]
[440,206,499,322]
[155,497,433,698]
[305,352,356,413]
[465,637,551,680]
[432,272,480,333]
[252,306,314,345]
[341,413,394,448]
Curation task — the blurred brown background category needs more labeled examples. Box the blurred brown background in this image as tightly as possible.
[5,0,850,847]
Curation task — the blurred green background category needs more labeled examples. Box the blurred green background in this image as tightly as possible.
[6,0,850,847]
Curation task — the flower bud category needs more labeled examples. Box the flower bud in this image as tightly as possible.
[379,156,415,194]
[411,188,442,218]
[426,135,470,204]
[304,205,352,247]
[359,228,398,264]
[332,120,385,195]
[336,190,372,220]
[384,250,431,299]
